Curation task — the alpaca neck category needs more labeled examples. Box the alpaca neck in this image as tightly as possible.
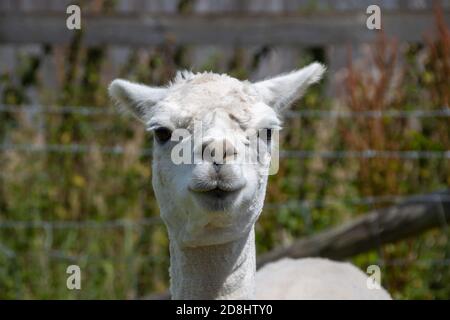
[168,228,256,300]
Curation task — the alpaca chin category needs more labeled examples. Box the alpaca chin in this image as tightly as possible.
[180,225,252,248]
[175,204,256,248]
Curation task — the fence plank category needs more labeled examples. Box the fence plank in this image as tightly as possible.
[1,11,449,47]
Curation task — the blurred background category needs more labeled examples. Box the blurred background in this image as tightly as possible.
[0,0,449,299]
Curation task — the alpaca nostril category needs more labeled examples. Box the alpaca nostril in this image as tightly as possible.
[201,142,209,158]
[201,141,217,161]
[202,138,237,164]
[224,142,237,160]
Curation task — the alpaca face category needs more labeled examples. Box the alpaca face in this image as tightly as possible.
[146,74,279,247]
[109,63,325,247]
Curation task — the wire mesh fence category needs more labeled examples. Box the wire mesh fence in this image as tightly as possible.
[1,192,449,300]
[2,104,450,118]
[1,104,450,158]
[1,103,449,299]
[0,105,450,288]
[1,193,449,257]
[2,142,450,159]
[0,0,449,300]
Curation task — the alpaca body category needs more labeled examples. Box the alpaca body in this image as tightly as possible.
[256,258,391,300]
[109,64,392,300]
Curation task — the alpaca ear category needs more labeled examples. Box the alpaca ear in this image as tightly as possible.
[109,79,167,122]
[253,62,326,112]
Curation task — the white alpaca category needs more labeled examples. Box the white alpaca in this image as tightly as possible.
[109,63,391,300]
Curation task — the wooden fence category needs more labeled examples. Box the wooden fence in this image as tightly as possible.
[1,11,449,46]
[0,0,449,96]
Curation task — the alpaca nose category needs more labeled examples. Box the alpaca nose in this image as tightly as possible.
[201,138,237,166]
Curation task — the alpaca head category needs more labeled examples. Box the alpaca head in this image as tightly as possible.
[109,62,325,248]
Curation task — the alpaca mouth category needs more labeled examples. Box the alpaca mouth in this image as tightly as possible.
[188,177,246,194]
[190,186,242,211]
[202,188,237,199]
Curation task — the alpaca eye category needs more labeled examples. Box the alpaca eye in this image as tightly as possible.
[154,127,172,144]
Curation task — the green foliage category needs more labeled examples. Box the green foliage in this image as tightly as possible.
[0,15,449,299]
